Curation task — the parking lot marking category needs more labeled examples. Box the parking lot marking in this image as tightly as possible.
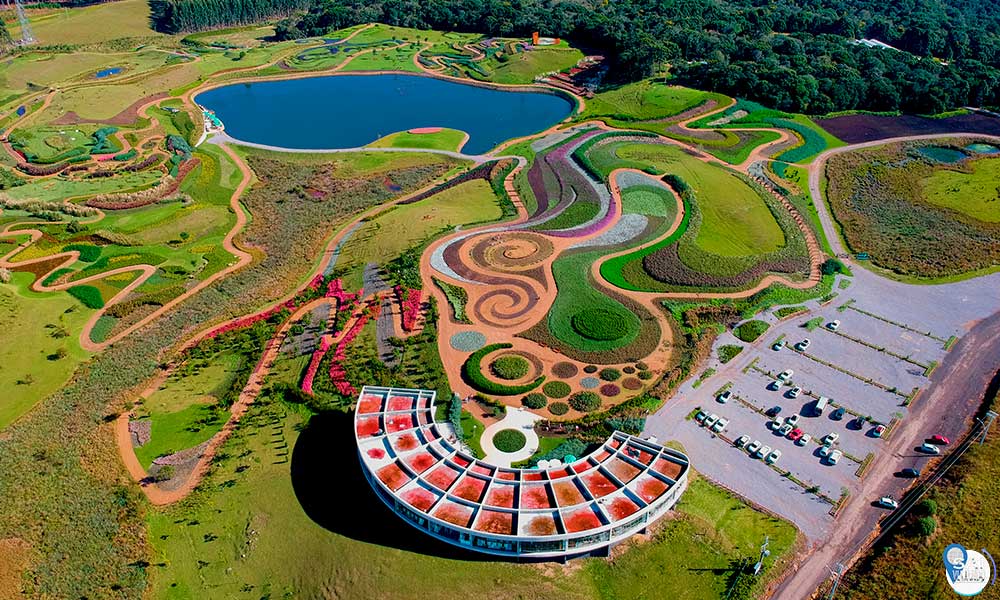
[786,347,907,397]
[818,327,931,371]
[844,303,951,345]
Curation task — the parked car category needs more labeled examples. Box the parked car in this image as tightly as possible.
[900,467,921,478]
[746,440,763,455]
[796,433,812,446]
[822,433,840,445]
[704,414,719,429]
[787,386,802,399]
[779,423,793,436]
[919,443,941,455]
[717,390,732,404]
[695,410,708,423]
[873,424,887,438]
[827,319,841,331]
[772,340,786,351]
[778,369,794,380]
[831,407,846,420]
[877,496,899,509]
[785,414,800,427]
[827,450,843,465]
[851,416,866,429]
[768,419,783,431]
[819,444,834,458]
[765,449,782,465]
[755,444,772,459]
[711,418,729,433]
[765,406,782,418]
[796,339,811,351]
[787,428,804,442]
[735,435,750,448]
[768,380,782,391]
[930,434,951,445]
[814,396,829,416]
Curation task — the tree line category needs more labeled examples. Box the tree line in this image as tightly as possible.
[152,0,1000,114]
[149,0,311,33]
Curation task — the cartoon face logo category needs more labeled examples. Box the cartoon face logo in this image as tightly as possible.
[945,544,969,583]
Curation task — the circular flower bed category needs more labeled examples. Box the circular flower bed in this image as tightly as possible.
[549,402,569,416]
[449,331,487,352]
[622,377,643,390]
[522,393,548,409]
[542,381,571,398]
[569,391,601,412]
[637,370,654,380]
[551,361,579,378]
[599,368,622,381]
[635,361,649,370]
[579,377,600,389]
[493,429,527,453]
[490,355,531,380]
[599,383,621,397]
[622,366,636,375]
[583,365,598,374]
[571,308,630,341]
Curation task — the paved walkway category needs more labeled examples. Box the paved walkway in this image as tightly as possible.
[479,408,542,467]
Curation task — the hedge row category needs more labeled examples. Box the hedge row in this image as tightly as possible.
[460,343,544,395]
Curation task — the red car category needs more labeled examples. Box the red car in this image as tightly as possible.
[930,434,950,445]
[787,428,804,442]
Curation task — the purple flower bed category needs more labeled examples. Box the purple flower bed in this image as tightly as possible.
[818,113,1000,144]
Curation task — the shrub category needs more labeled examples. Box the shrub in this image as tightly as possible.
[493,429,527,452]
[62,243,101,263]
[549,402,570,416]
[718,344,744,364]
[821,258,847,275]
[522,393,548,409]
[918,498,937,516]
[570,307,629,341]
[622,377,643,390]
[635,361,649,370]
[734,319,769,342]
[67,285,104,309]
[569,391,601,412]
[523,437,586,466]
[461,343,543,395]
[599,383,621,396]
[598,368,621,381]
[605,416,645,434]
[638,370,654,380]
[916,516,936,537]
[542,381,571,398]
[490,355,530,380]
[583,365,598,374]
[622,366,636,374]
[551,361,579,378]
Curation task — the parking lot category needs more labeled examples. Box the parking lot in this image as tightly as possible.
[644,268,1000,541]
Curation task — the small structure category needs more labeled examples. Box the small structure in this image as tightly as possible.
[355,385,690,558]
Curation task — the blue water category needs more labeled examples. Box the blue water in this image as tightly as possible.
[966,143,1000,154]
[195,73,574,154]
[917,146,968,163]
[95,67,124,79]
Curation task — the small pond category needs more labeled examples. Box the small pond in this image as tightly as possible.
[916,146,968,163]
[94,67,124,79]
[195,73,574,154]
[966,143,1000,154]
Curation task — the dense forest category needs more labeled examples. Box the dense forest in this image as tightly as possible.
[149,0,310,34]
[152,0,1000,114]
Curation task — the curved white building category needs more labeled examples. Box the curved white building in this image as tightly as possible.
[355,386,690,558]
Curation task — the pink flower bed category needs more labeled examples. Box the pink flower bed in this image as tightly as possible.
[394,285,422,332]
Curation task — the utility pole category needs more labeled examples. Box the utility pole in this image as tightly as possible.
[753,535,770,576]
[827,563,845,600]
[980,411,997,445]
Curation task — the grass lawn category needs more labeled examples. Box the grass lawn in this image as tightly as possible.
[920,156,1000,222]
[12,0,160,46]
[368,128,467,152]
[614,143,784,255]
[335,178,502,289]
[41,65,198,122]
[146,401,798,600]
[581,81,725,121]
[0,272,92,430]
[6,170,161,202]
[487,47,583,84]
[340,43,424,72]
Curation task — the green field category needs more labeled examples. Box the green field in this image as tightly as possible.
[368,128,467,151]
[11,0,160,46]
[612,143,784,255]
[920,156,1000,222]
[581,81,723,121]
[487,46,583,84]
[334,178,502,289]
[0,272,92,430]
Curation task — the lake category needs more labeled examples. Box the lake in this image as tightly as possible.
[195,73,575,154]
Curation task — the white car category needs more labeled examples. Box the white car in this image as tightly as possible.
[796,339,811,351]
[785,414,800,427]
[717,390,732,404]
[768,419,782,430]
[877,496,899,509]
[796,433,812,446]
[828,320,841,331]
[920,443,941,455]
[711,418,729,433]
[822,433,840,445]
[765,449,782,465]
[828,450,843,465]
[755,444,772,459]
[735,435,750,448]
[746,440,763,455]
[787,387,802,399]
[704,414,719,428]
[778,369,794,381]
[769,380,782,391]
[779,423,793,436]
[819,444,834,458]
